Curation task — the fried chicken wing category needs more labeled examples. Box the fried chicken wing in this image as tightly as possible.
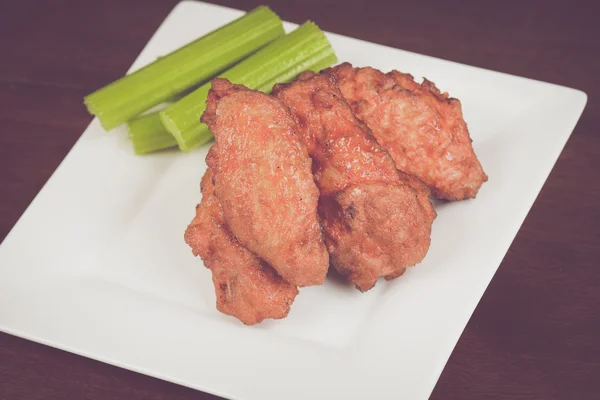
[329,63,487,200]
[319,182,434,289]
[201,78,329,287]
[185,169,298,325]
[273,73,436,292]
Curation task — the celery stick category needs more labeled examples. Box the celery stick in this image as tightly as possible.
[84,6,284,130]
[129,36,335,155]
[160,22,337,152]
[127,113,177,155]
[256,47,337,93]
[128,40,334,155]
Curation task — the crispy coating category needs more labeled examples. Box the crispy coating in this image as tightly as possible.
[273,73,436,291]
[184,169,298,325]
[319,183,435,289]
[201,78,329,287]
[329,63,488,200]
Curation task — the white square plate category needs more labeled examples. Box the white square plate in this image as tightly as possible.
[0,2,587,399]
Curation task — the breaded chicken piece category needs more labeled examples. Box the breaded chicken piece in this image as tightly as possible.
[329,63,488,200]
[184,168,298,325]
[201,78,329,287]
[273,73,436,292]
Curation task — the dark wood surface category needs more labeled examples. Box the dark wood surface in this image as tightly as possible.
[1,0,599,399]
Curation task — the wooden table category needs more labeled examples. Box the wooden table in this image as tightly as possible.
[1,0,599,398]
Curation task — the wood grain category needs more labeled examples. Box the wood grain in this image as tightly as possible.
[1,0,599,399]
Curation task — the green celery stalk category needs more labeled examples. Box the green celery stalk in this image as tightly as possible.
[130,43,336,154]
[130,38,335,155]
[129,43,334,155]
[84,6,284,130]
[160,21,337,152]
[127,112,177,155]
